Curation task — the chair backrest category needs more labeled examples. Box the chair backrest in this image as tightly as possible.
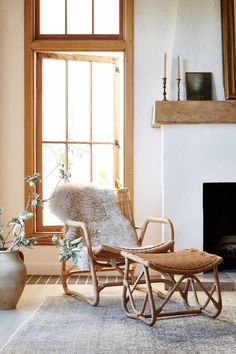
[115,188,136,229]
[50,184,139,248]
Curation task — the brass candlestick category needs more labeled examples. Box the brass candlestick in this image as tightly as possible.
[162,77,167,100]
[176,78,181,101]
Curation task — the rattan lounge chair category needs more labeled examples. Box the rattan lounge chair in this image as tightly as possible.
[50,185,175,306]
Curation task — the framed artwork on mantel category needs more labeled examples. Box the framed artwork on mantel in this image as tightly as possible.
[186,72,212,100]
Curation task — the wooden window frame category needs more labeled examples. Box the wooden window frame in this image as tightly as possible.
[24,0,134,241]
[36,52,121,233]
[35,0,124,40]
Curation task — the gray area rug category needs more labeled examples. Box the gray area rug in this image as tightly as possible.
[1,296,236,354]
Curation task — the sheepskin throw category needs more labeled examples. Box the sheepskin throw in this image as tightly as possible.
[49,184,139,248]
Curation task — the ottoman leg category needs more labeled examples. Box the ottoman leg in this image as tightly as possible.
[198,266,222,318]
[122,258,157,326]
[175,267,222,318]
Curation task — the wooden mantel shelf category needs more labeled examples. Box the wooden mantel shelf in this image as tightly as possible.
[152,100,236,128]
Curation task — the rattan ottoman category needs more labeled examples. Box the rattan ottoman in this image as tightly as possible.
[121,249,223,326]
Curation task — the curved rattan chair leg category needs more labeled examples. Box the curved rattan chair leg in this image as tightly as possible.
[61,259,100,306]
[61,270,70,294]
[61,272,100,306]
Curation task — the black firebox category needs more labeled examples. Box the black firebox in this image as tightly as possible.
[203,183,236,270]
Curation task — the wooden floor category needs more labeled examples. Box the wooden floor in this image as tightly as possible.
[0,284,236,350]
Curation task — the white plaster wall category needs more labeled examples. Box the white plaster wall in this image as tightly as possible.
[0,0,226,273]
[170,0,224,100]
[162,0,227,251]
[134,0,177,244]
[162,125,236,250]
[134,0,224,245]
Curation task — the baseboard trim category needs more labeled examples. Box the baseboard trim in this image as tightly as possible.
[25,263,61,275]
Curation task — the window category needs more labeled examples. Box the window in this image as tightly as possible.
[36,52,123,231]
[25,0,134,241]
[36,0,123,38]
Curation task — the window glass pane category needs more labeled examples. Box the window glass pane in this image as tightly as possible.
[67,0,92,34]
[42,59,66,141]
[69,144,91,183]
[42,144,66,225]
[94,0,120,34]
[68,61,90,141]
[40,0,65,34]
[92,145,113,186]
[92,62,114,142]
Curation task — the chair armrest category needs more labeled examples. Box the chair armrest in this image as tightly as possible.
[138,217,174,248]
[135,226,143,230]
[65,219,94,261]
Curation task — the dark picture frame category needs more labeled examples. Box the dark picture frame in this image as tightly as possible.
[186,72,212,100]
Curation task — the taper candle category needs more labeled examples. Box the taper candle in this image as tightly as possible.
[177,55,180,79]
[164,53,167,78]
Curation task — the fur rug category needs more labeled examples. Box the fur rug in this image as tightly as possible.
[49,183,138,248]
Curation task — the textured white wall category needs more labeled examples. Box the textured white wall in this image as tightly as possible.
[162,125,236,250]
[161,0,227,251]
[170,0,224,100]
[134,0,177,244]
[134,0,224,246]
[0,0,226,273]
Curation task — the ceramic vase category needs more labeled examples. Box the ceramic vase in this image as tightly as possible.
[0,250,27,310]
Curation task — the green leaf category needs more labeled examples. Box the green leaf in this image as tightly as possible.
[115,178,123,189]
[11,230,36,250]
[19,210,33,222]
[8,217,22,226]
[13,223,22,236]
[25,172,42,187]
[31,193,44,208]
[52,235,83,264]
[59,165,71,181]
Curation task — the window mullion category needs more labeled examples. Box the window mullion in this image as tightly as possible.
[114,61,120,183]
[36,55,43,231]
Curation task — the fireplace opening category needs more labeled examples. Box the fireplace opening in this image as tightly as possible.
[203,183,236,270]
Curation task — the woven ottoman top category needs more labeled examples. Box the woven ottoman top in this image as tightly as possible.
[131,249,223,275]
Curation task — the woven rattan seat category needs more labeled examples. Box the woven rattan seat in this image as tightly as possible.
[132,249,222,275]
[93,240,175,260]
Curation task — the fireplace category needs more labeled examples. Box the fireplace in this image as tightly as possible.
[203,183,236,270]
